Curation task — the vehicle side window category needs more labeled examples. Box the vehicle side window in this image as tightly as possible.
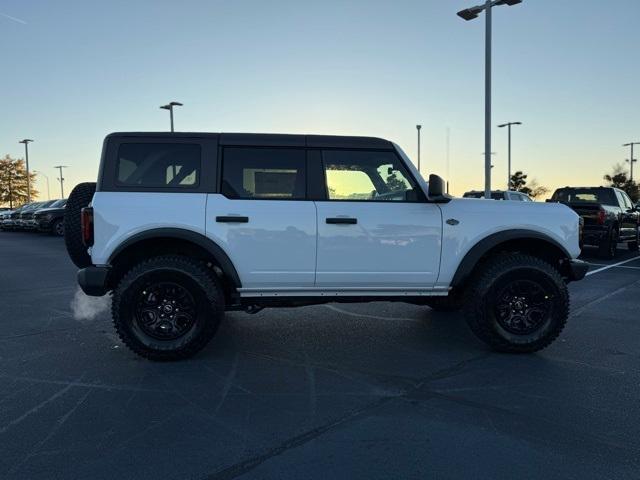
[322,150,419,202]
[221,148,306,200]
[507,192,521,201]
[620,192,633,209]
[116,143,200,188]
[615,191,627,208]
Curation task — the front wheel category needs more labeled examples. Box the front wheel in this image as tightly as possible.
[463,253,569,353]
[51,219,64,237]
[112,256,224,361]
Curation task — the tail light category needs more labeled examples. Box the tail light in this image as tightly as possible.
[597,208,606,225]
[81,207,94,247]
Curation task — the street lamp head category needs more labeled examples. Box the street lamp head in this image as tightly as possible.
[496,0,523,5]
[169,101,183,107]
[416,125,422,130]
[19,139,34,144]
[457,7,482,20]
[160,104,171,110]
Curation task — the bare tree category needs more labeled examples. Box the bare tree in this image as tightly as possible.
[509,170,549,199]
[604,163,639,202]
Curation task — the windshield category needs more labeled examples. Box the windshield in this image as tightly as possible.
[551,188,616,206]
[49,199,66,208]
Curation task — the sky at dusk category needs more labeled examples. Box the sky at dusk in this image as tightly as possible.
[1,0,638,199]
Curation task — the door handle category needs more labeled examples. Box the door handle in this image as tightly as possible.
[216,216,249,223]
[326,217,357,225]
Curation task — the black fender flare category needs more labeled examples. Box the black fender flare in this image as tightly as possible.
[450,229,571,288]
[108,228,242,288]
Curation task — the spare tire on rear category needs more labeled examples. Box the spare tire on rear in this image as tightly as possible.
[64,182,96,268]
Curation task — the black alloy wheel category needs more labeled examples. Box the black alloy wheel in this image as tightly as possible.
[494,279,553,335]
[134,281,197,341]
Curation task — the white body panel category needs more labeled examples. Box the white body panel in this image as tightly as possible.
[91,191,581,295]
[90,192,207,265]
[314,201,442,288]
[205,195,316,288]
[435,198,581,288]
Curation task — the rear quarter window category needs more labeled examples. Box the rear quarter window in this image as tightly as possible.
[116,143,201,188]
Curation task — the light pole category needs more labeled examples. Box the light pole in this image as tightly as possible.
[498,121,522,189]
[54,166,68,198]
[160,101,183,132]
[34,170,50,200]
[18,139,34,202]
[416,125,422,174]
[623,142,639,182]
[457,0,523,199]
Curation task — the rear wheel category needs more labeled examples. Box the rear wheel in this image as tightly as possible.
[112,255,224,361]
[64,182,96,267]
[598,227,618,259]
[463,253,569,353]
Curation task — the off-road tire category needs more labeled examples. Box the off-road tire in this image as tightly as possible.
[424,291,463,312]
[112,255,224,361]
[463,253,569,354]
[64,182,96,267]
[51,219,64,237]
[598,227,618,259]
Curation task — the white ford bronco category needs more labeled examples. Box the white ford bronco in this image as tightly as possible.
[64,132,588,360]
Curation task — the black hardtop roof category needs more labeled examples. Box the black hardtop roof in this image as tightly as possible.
[106,132,393,150]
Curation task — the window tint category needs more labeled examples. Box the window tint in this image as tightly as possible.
[221,148,306,200]
[551,188,616,205]
[322,150,418,201]
[117,143,200,188]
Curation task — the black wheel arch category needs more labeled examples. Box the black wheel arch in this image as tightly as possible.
[451,229,573,288]
[107,228,241,294]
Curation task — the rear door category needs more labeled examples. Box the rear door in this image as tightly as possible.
[205,147,316,290]
[314,149,442,290]
[92,136,213,265]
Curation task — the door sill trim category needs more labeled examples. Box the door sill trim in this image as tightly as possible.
[238,287,448,298]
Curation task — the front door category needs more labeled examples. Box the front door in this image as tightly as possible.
[314,149,442,290]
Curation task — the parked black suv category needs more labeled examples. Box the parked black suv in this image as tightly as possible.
[33,199,67,236]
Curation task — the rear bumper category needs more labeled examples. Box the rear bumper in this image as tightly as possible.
[566,259,589,282]
[582,226,608,246]
[77,266,110,296]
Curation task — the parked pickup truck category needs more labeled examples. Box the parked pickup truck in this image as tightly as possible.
[63,132,587,361]
[548,187,639,258]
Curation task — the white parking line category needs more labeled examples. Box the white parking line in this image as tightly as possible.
[585,255,640,276]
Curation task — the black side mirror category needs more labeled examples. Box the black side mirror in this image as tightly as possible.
[428,174,445,197]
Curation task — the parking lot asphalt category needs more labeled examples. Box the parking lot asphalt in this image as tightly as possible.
[0,232,639,480]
